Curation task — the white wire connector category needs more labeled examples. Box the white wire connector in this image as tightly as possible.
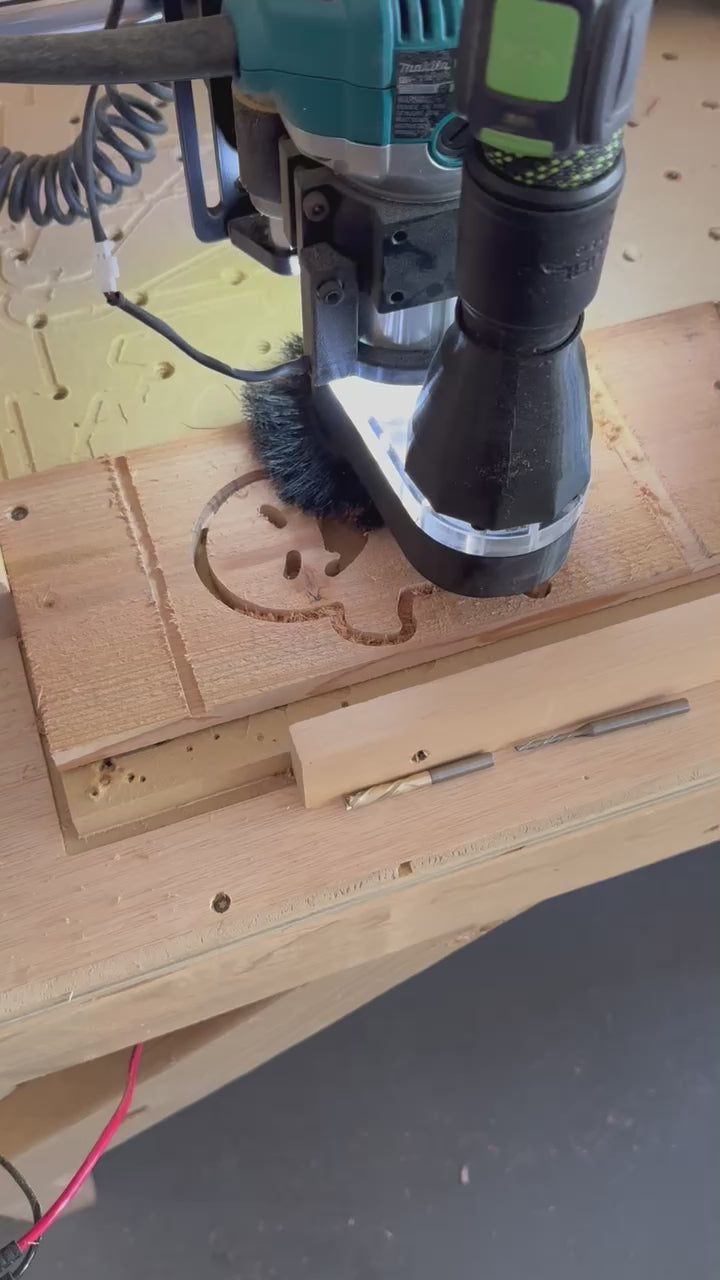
[93,240,119,294]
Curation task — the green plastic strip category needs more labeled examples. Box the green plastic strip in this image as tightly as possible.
[479,127,554,157]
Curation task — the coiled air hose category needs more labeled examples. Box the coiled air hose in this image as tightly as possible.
[0,81,172,226]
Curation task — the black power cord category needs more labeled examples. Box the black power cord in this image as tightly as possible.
[104,291,310,382]
[79,0,307,383]
[0,1156,41,1279]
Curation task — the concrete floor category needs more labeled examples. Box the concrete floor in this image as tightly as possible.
[4,842,718,1279]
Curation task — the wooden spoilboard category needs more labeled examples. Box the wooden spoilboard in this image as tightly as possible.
[1,304,719,772]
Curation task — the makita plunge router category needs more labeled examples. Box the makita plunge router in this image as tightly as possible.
[0,0,654,596]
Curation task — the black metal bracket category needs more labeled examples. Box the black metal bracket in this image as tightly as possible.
[288,155,458,386]
[227,213,296,275]
[162,0,247,242]
[299,244,359,385]
[292,163,457,315]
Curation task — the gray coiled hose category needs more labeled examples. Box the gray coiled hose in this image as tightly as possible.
[0,80,172,226]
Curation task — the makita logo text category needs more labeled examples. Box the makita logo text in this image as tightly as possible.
[398,59,448,74]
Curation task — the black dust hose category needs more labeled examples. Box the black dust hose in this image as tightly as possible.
[0,12,239,83]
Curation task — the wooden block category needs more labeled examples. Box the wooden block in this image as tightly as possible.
[1,304,718,770]
[290,593,720,807]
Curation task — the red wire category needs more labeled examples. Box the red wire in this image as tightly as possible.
[16,1044,143,1251]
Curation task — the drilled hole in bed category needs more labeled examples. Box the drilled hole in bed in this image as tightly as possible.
[412,749,429,764]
